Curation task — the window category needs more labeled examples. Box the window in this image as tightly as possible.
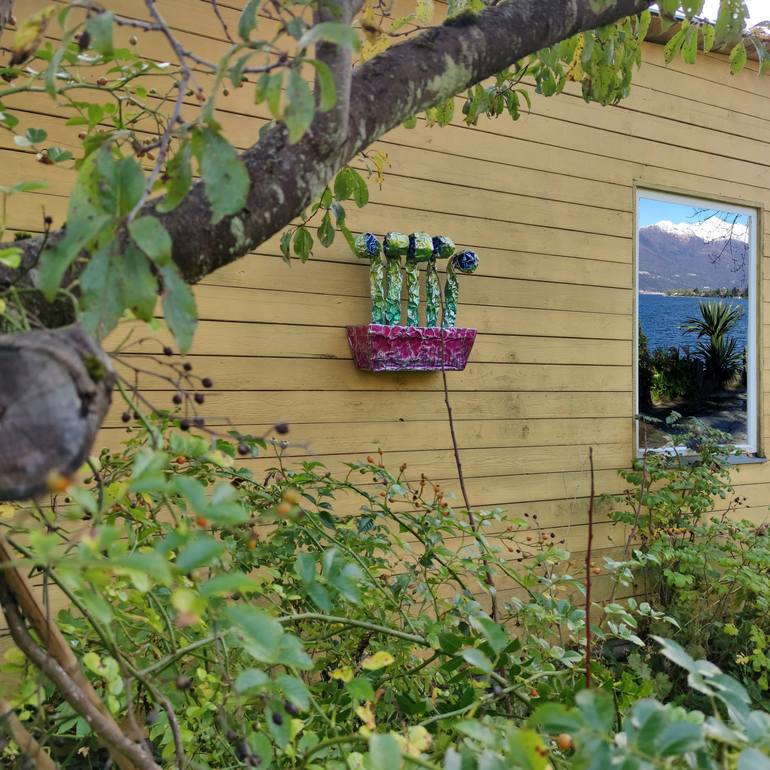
[635,189,758,454]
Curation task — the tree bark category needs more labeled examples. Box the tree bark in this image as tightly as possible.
[0,326,114,500]
[0,0,652,288]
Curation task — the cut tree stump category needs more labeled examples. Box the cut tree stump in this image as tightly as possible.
[0,325,114,501]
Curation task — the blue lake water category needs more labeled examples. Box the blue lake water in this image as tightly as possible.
[639,294,748,352]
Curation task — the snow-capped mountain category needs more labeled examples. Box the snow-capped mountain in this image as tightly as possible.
[638,219,750,294]
[653,216,749,244]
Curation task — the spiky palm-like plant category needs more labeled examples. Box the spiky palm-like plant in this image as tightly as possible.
[682,301,744,387]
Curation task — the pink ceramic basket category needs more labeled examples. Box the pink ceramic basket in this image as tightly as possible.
[346,324,476,372]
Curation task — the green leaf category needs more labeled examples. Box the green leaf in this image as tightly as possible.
[112,552,172,587]
[318,211,335,247]
[657,722,705,757]
[256,71,283,119]
[122,244,157,321]
[0,110,19,129]
[279,229,292,263]
[79,245,124,340]
[474,616,508,655]
[738,749,770,770]
[506,729,550,770]
[297,21,360,51]
[0,247,22,269]
[369,734,401,770]
[238,0,261,41]
[346,676,375,702]
[653,636,696,674]
[715,0,745,43]
[729,41,747,75]
[295,552,317,585]
[129,216,172,266]
[86,11,114,56]
[308,59,336,111]
[200,572,262,597]
[277,674,310,710]
[25,127,47,144]
[531,703,584,734]
[575,689,614,732]
[460,647,493,673]
[681,25,698,64]
[349,169,369,208]
[701,22,715,53]
[234,668,269,693]
[638,10,652,41]
[172,475,209,514]
[157,141,192,214]
[283,69,315,144]
[192,127,250,224]
[292,226,313,261]
[664,27,686,64]
[47,147,74,164]
[229,606,283,663]
[159,263,197,352]
[175,536,225,572]
[334,167,355,200]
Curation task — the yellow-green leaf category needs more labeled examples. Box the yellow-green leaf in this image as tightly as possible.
[361,651,394,670]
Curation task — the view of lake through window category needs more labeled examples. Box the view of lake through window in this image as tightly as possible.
[636,191,756,452]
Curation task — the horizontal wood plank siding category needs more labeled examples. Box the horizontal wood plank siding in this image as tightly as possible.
[1,0,770,642]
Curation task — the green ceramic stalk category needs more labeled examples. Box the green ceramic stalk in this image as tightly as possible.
[443,250,478,329]
[354,232,386,325]
[425,260,441,327]
[383,232,409,326]
[404,232,432,327]
[370,259,386,325]
[405,259,420,326]
[385,256,403,325]
[443,262,460,329]
[427,235,455,327]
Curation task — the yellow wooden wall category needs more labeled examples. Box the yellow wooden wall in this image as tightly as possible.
[1,0,770,626]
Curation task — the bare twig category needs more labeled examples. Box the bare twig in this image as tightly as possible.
[437,282,499,621]
[210,0,234,43]
[0,698,58,770]
[584,446,595,689]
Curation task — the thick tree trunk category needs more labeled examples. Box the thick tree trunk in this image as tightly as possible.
[0,326,114,500]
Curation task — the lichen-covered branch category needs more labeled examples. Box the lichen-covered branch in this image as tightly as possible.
[0,0,653,290]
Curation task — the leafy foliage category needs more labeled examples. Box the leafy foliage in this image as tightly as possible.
[682,301,745,386]
[0,417,769,767]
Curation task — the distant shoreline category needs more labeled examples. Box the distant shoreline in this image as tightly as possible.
[639,291,748,298]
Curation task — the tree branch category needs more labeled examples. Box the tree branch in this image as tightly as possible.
[0,0,653,290]
[0,698,58,770]
[0,578,163,770]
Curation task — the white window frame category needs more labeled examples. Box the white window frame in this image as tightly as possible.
[634,188,759,456]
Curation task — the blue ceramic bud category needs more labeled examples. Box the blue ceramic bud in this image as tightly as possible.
[431,236,455,260]
[452,250,479,274]
[354,232,381,259]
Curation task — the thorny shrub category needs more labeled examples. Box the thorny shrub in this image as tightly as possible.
[0,416,769,769]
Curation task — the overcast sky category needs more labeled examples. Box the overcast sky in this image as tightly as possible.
[699,0,766,26]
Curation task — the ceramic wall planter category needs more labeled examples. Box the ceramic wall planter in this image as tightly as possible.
[347,324,477,372]
[346,231,479,373]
